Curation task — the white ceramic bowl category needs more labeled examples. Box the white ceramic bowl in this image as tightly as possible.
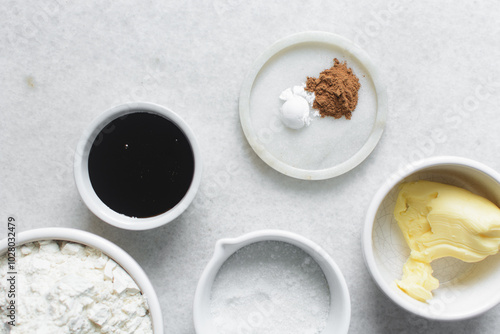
[74,102,202,230]
[363,156,500,320]
[193,230,351,334]
[0,227,163,333]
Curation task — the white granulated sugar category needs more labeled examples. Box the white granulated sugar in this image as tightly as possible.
[0,241,152,334]
[210,241,330,334]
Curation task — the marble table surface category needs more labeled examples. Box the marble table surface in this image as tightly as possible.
[2,1,500,333]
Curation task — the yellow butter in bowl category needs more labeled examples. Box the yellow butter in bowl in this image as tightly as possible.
[394,180,500,302]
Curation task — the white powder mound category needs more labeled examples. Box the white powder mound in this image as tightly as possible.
[278,84,317,129]
[0,241,153,334]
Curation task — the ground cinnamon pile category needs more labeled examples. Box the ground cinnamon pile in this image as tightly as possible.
[305,58,361,120]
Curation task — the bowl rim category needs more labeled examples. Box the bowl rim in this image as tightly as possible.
[193,229,351,334]
[362,155,500,321]
[73,101,202,230]
[0,227,163,333]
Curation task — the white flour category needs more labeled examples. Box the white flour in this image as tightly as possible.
[0,241,153,334]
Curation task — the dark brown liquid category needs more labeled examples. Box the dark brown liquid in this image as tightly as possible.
[88,112,195,218]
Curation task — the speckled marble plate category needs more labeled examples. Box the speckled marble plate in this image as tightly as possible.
[239,31,387,180]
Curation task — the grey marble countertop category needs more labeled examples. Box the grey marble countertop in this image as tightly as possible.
[2,1,500,333]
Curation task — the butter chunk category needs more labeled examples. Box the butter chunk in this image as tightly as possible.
[394,180,500,302]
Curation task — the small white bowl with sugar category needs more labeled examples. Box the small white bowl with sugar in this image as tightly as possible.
[193,230,351,334]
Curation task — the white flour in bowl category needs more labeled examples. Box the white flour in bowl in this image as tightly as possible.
[0,240,152,334]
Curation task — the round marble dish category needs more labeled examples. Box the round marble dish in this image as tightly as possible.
[239,31,387,180]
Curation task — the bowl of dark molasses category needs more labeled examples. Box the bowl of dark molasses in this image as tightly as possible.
[74,102,202,230]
